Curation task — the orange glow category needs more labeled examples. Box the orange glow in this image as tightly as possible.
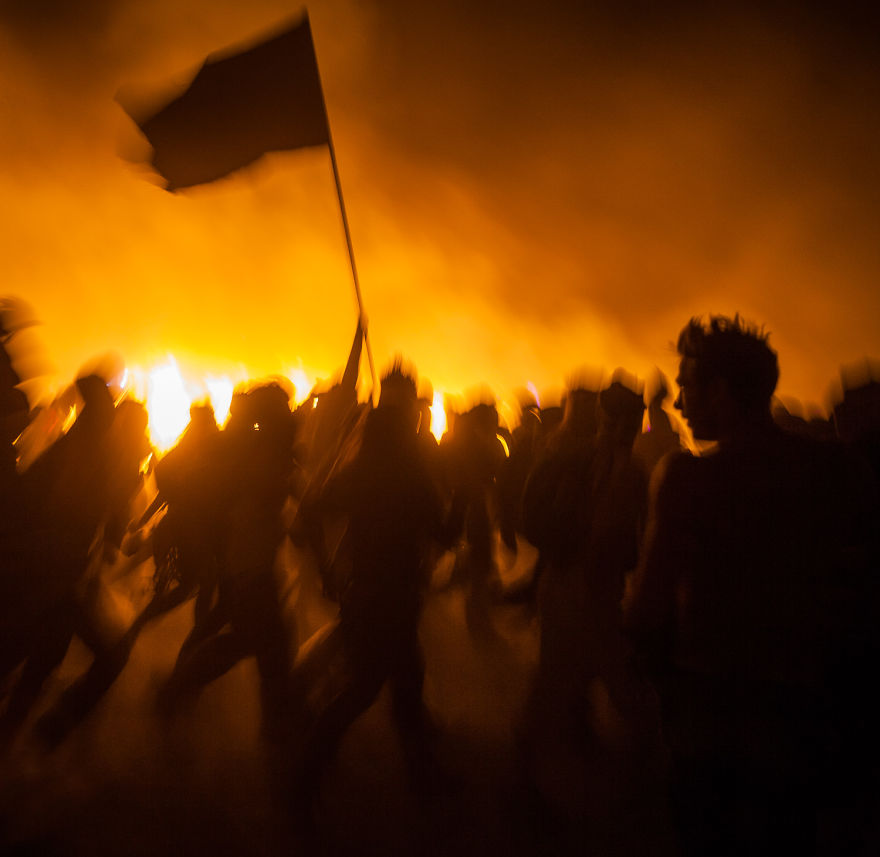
[204,376,235,424]
[118,357,250,452]
[61,405,78,434]
[146,359,193,451]
[497,400,517,433]
[430,391,447,440]
[526,382,541,408]
[2,4,876,425]
[116,357,326,453]
[287,367,313,402]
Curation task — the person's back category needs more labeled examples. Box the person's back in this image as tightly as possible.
[646,425,874,689]
[521,388,599,569]
[329,397,442,617]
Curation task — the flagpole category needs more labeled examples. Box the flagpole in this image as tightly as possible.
[326,135,379,406]
[306,16,378,406]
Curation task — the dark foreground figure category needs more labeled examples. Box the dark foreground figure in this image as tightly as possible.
[625,316,880,856]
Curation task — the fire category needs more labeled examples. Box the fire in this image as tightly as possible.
[114,358,508,454]
[146,359,193,452]
[119,357,323,454]
[431,391,447,440]
[204,376,235,425]
[117,357,242,453]
[287,367,315,402]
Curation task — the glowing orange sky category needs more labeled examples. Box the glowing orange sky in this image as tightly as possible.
[2,0,878,412]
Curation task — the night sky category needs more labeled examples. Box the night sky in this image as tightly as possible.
[2,0,878,411]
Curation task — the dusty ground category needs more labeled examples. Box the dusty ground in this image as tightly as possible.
[0,540,677,857]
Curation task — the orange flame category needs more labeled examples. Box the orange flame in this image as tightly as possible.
[430,390,447,440]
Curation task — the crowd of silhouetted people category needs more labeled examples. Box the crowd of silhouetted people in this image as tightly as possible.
[2,297,879,856]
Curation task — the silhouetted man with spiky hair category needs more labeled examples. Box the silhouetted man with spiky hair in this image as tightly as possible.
[624,315,879,857]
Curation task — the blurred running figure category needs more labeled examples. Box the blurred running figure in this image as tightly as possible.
[293,363,445,809]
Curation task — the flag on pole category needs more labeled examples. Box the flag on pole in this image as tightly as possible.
[128,14,329,191]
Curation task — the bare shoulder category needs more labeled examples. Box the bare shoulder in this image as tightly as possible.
[651,448,700,495]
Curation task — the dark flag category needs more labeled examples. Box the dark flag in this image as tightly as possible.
[129,14,330,191]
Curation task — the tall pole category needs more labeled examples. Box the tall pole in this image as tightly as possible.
[326,135,378,405]
[308,13,378,405]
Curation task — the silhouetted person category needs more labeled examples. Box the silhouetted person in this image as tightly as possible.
[416,387,442,487]
[518,384,600,816]
[292,364,445,812]
[589,377,648,597]
[0,299,44,561]
[158,382,299,763]
[577,379,651,731]
[34,398,152,746]
[633,369,682,476]
[835,374,880,483]
[125,403,223,647]
[292,318,368,600]
[0,315,33,708]
[497,396,551,604]
[623,315,879,856]
[0,374,118,745]
[441,402,506,640]
[518,386,599,609]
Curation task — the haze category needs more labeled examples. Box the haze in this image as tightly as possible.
[2,0,878,410]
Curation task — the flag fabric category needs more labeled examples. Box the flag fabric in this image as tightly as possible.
[132,14,330,191]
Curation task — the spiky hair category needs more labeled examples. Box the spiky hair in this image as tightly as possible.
[677,314,779,412]
[380,358,418,402]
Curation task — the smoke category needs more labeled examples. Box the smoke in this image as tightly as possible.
[1,0,878,408]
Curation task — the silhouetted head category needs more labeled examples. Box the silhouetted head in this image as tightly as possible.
[190,401,216,425]
[379,362,418,413]
[112,399,151,461]
[248,382,290,418]
[242,383,294,444]
[467,402,499,438]
[562,387,599,438]
[361,362,420,444]
[512,391,541,438]
[225,388,251,434]
[599,380,645,448]
[675,315,778,441]
[188,402,219,437]
[115,398,148,434]
[75,373,116,433]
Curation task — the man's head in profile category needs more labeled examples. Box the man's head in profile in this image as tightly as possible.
[674,315,779,442]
